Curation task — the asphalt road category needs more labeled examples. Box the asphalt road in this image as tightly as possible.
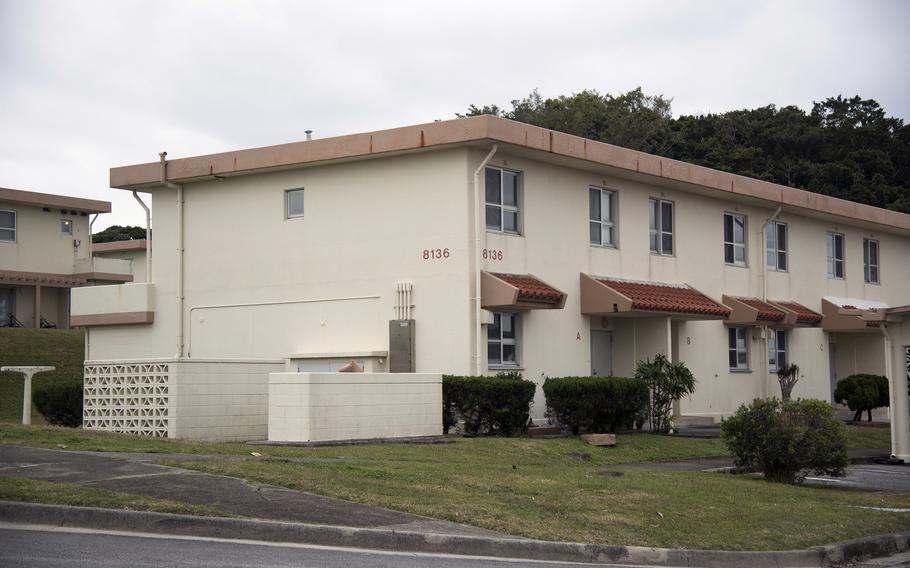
[0,525,636,568]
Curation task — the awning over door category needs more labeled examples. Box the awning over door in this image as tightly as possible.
[580,274,730,319]
[481,271,567,310]
[723,296,786,325]
[822,297,888,331]
[770,300,823,327]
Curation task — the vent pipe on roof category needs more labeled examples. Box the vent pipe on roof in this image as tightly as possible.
[305,130,313,141]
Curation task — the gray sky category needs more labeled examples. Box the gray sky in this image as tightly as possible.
[2,0,908,230]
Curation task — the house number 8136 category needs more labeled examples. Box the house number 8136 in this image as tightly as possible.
[422,248,450,260]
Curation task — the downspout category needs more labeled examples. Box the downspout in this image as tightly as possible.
[85,215,99,358]
[473,145,498,376]
[88,214,99,256]
[132,191,152,283]
[759,204,783,397]
[159,152,185,358]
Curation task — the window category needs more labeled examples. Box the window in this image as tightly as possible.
[285,189,305,218]
[767,329,787,372]
[485,167,520,234]
[826,232,844,279]
[0,210,15,242]
[60,219,73,235]
[723,213,747,266]
[863,238,880,284]
[728,327,749,370]
[765,221,787,271]
[589,187,616,247]
[487,312,519,367]
[649,198,673,255]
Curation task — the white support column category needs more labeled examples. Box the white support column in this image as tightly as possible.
[885,325,909,461]
[1,366,56,425]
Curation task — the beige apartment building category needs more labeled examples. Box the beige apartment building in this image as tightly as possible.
[71,116,910,459]
[0,187,128,329]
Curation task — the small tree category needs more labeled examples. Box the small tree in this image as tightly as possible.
[634,354,696,433]
[777,363,800,401]
[834,374,890,422]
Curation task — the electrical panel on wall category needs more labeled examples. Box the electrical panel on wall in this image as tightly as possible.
[389,319,415,373]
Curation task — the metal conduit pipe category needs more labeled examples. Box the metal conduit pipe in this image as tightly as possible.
[473,145,498,375]
[159,152,185,358]
[132,191,152,282]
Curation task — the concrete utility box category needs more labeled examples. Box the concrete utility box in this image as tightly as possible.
[388,319,415,372]
[268,372,442,443]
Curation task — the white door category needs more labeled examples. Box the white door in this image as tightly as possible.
[591,330,613,376]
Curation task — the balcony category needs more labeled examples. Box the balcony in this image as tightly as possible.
[71,283,155,326]
[73,257,134,283]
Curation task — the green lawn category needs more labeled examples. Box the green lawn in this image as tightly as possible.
[0,475,231,517]
[844,424,892,450]
[0,328,85,424]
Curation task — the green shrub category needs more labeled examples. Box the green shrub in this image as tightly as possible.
[834,374,889,422]
[721,398,847,483]
[33,381,83,427]
[542,376,648,434]
[442,373,536,436]
[634,354,696,432]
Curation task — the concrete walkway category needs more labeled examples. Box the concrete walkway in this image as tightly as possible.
[0,445,508,538]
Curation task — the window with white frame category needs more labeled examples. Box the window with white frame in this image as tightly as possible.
[285,189,305,219]
[485,167,521,234]
[487,312,519,367]
[723,213,747,266]
[863,238,880,284]
[826,232,844,279]
[765,221,787,271]
[589,187,616,247]
[60,219,73,235]
[0,210,15,242]
[728,327,749,370]
[767,329,787,372]
[649,198,673,255]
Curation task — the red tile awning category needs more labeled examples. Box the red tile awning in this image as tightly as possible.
[580,274,730,319]
[0,269,87,288]
[822,298,888,332]
[481,272,567,310]
[723,296,786,325]
[770,300,823,327]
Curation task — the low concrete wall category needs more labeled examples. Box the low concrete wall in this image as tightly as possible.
[268,372,442,443]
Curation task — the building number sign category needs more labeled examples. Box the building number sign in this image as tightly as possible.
[422,248,450,260]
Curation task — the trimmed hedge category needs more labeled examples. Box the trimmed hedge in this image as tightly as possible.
[834,374,889,422]
[542,376,649,434]
[721,398,847,484]
[442,374,536,436]
[33,380,83,427]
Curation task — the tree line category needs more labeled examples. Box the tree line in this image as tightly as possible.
[460,89,910,213]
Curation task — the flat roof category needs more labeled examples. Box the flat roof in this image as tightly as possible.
[110,115,910,234]
[0,186,111,213]
[92,239,148,253]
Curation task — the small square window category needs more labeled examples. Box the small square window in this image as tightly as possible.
[286,189,305,219]
[61,219,73,235]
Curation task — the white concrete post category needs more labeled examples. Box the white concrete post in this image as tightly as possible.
[1,366,56,425]
[885,328,909,461]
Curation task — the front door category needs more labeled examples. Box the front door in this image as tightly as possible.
[591,330,613,376]
[0,288,14,325]
[829,342,837,403]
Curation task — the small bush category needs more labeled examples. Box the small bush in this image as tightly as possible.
[634,354,696,432]
[834,374,890,422]
[442,373,536,436]
[721,398,847,484]
[33,381,83,427]
[542,376,648,434]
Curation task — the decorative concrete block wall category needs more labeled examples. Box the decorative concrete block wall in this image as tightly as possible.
[84,359,285,441]
[268,373,442,443]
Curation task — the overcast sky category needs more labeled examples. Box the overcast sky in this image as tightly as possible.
[2,0,908,230]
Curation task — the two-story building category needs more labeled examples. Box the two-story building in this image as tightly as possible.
[71,116,910,460]
[0,187,129,329]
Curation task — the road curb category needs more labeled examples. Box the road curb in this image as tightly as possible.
[1,501,908,567]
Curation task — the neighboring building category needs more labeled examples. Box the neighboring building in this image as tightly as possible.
[92,239,149,283]
[0,187,127,329]
[72,116,910,459]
